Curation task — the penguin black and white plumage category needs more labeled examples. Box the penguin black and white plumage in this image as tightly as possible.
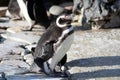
[30,13,74,77]
[6,0,50,30]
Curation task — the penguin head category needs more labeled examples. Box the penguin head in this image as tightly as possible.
[56,14,72,28]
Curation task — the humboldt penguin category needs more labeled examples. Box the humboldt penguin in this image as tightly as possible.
[30,8,74,77]
[6,0,50,30]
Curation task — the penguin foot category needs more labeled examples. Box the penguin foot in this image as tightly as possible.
[48,71,70,77]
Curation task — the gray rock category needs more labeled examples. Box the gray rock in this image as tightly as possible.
[24,54,34,65]
[1,60,30,69]
[0,64,29,75]
[73,0,120,29]
[1,55,23,61]
[6,26,23,33]
[0,39,26,56]
[6,74,68,80]
[1,32,40,44]
[0,17,9,22]
[49,5,65,16]
[10,47,25,55]
[0,20,30,28]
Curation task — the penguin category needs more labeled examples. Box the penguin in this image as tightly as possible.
[6,0,34,30]
[30,13,74,77]
[6,0,50,30]
[6,0,22,19]
[27,0,50,29]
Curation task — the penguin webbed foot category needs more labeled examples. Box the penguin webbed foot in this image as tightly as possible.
[49,65,70,77]
[48,71,70,77]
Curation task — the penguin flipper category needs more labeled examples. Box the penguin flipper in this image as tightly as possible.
[40,41,55,61]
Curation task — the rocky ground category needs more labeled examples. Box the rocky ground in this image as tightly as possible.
[0,8,120,80]
[67,29,120,80]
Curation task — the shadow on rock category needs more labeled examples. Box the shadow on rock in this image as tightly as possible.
[71,69,120,79]
[67,56,120,67]
[67,56,120,79]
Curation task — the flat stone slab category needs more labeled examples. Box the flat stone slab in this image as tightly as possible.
[1,60,30,69]
[0,39,26,56]
[0,55,23,61]
[6,74,68,80]
[0,20,29,28]
[1,32,40,44]
[0,64,29,75]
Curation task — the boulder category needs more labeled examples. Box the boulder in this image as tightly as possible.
[73,0,120,30]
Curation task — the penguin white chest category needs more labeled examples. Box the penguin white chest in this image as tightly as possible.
[49,28,74,71]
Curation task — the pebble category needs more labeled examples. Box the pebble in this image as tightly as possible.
[11,47,25,55]
[23,54,34,65]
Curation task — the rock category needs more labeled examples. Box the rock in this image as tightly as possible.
[0,20,30,29]
[0,17,9,22]
[49,5,65,16]
[1,60,30,68]
[1,60,30,69]
[0,39,26,56]
[23,54,34,65]
[73,0,120,29]
[7,26,23,33]
[0,64,29,75]
[10,47,25,55]
[33,24,46,32]
[0,72,6,80]
[1,55,23,61]
[103,15,120,28]
[1,32,40,44]
[25,44,36,51]
[66,29,120,79]
[6,74,68,80]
